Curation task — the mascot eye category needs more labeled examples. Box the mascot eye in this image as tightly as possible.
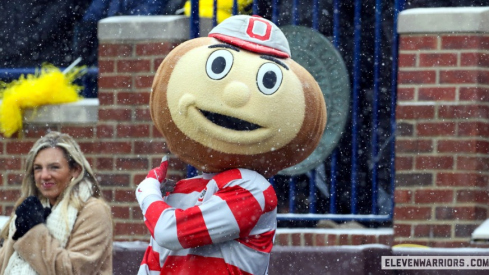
[206,49,234,80]
[256,63,283,95]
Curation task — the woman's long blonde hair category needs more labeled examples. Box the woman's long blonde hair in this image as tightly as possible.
[1,131,103,239]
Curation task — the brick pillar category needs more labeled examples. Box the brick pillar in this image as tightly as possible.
[395,7,489,247]
[97,16,212,240]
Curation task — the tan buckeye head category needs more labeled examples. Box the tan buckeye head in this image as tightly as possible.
[150,15,327,178]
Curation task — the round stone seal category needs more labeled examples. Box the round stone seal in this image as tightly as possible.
[278,25,350,176]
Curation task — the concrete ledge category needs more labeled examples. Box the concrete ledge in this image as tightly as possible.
[111,242,393,275]
[111,242,489,275]
[398,7,489,34]
[23,98,99,124]
[269,245,393,275]
[113,241,147,275]
[98,15,213,41]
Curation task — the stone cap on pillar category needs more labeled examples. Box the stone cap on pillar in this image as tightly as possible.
[98,15,213,41]
[398,7,489,34]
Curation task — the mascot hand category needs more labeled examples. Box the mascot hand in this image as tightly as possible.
[136,156,168,211]
[146,155,168,182]
[147,155,176,193]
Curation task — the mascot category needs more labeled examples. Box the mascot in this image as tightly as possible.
[135,15,326,275]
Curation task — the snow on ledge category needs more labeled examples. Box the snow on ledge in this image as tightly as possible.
[0,98,99,124]
[276,227,393,235]
[272,243,391,251]
[393,246,489,253]
[398,7,489,34]
[113,241,149,251]
[471,219,489,241]
[24,98,99,124]
[98,15,213,41]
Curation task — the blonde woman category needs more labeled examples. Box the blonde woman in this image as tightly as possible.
[0,131,113,274]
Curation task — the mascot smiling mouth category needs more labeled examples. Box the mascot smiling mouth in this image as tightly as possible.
[199,109,261,131]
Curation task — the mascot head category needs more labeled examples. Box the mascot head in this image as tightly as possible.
[150,15,326,178]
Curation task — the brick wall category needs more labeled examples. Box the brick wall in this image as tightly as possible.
[395,7,489,247]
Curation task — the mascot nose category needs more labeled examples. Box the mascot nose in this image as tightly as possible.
[222,81,251,108]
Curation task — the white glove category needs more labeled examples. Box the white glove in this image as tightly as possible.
[135,156,168,213]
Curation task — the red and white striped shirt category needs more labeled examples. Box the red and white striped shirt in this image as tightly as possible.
[137,168,277,275]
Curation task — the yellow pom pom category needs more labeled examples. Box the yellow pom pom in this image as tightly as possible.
[0,65,85,137]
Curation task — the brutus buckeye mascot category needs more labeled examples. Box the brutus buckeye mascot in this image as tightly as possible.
[136,15,326,275]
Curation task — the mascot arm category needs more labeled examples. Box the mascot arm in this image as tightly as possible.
[140,169,276,251]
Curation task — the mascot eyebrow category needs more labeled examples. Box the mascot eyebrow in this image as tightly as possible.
[208,43,240,52]
[260,55,289,70]
[207,43,288,70]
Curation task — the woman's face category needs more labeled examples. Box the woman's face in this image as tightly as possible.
[33,147,79,205]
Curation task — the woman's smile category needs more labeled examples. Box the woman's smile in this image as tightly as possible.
[33,147,78,205]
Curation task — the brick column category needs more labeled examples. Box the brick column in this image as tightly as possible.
[395,7,489,247]
[96,15,212,240]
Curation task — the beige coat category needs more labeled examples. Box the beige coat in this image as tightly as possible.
[0,198,113,275]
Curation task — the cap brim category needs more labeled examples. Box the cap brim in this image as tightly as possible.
[209,33,290,59]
